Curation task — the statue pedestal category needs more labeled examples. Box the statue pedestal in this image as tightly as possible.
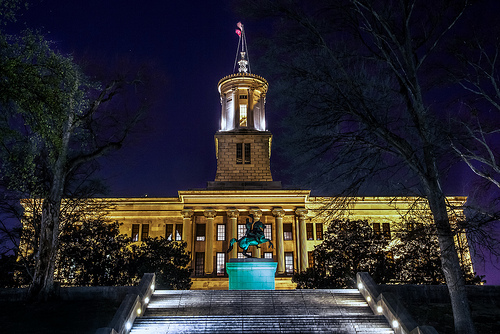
[226,258,277,290]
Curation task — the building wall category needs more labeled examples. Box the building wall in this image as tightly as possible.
[214,132,273,182]
[103,193,472,289]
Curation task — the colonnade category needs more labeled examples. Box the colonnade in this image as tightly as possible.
[181,207,310,275]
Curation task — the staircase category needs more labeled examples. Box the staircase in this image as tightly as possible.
[130,289,394,334]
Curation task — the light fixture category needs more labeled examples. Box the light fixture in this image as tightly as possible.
[137,308,142,315]
[377,306,383,313]
[125,322,132,331]
[144,296,150,304]
[367,296,371,302]
[357,283,363,290]
[392,320,399,328]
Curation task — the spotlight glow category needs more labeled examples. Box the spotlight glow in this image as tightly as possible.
[137,308,141,315]
[125,321,132,331]
[144,296,150,304]
[357,283,364,290]
[392,320,399,328]
[377,306,383,313]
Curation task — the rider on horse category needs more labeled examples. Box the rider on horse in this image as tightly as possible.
[227,214,273,257]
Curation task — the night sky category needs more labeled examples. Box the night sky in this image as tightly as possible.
[7,1,499,283]
[10,0,270,197]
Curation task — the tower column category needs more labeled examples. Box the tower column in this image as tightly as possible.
[273,208,285,274]
[204,209,216,275]
[296,208,309,272]
[249,208,263,258]
[227,208,239,259]
[181,209,194,258]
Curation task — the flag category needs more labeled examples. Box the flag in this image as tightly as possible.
[235,29,241,37]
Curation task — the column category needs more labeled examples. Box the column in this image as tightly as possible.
[296,208,308,272]
[249,208,263,258]
[204,209,216,275]
[227,208,239,259]
[181,209,194,257]
[272,207,285,274]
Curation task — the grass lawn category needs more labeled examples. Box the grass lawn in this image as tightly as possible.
[0,299,120,334]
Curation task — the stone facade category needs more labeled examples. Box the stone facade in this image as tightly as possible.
[214,131,273,182]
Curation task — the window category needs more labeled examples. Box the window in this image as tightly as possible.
[306,223,313,240]
[132,224,140,242]
[308,251,314,268]
[316,223,323,240]
[283,223,293,240]
[216,253,225,276]
[141,224,149,241]
[217,224,226,241]
[382,223,391,239]
[238,252,251,258]
[239,104,247,126]
[373,223,381,235]
[236,143,243,164]
[175,224,183,241]
[264,252,273,259]
[285,252,294,274]
[237,224,246,239]
[196,224,206,241]
[236,143,251,164]
[166,224,173,240]
[195,252,204,276]
[244,143,251,164]
[264,224,272,240]
[239,94,248,99]
[167,224,183,241]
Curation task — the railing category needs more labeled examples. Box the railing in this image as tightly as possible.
[95,273,156,334]
[356,272,438,334]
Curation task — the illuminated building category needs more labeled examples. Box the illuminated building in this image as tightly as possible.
[102,25,472,289]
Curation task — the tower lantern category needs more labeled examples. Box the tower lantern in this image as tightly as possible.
[208,23,281,190]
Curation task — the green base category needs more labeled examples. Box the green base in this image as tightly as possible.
[226,258,278,290]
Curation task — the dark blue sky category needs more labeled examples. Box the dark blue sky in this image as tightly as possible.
[12,0,275,197]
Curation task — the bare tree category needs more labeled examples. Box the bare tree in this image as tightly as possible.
[0,30,151,300]
[238,0,480,332]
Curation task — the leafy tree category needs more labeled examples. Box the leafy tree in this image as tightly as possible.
[131,238,192,290]
[56,218,192,289]
[57,220,132,286]
[238,1,482,331]
[293,219,392,288]
[391,224,445,284]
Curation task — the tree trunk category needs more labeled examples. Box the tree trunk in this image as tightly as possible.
[27,113,73,301]
[426,180,476,334]
[27,196,62,300]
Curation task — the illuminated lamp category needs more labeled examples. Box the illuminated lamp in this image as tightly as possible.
[377,306,383,314]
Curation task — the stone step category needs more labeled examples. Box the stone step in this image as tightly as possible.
[130,289,395,334]
[130,315,394,334]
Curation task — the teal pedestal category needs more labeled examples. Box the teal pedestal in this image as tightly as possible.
[226,258,278,290]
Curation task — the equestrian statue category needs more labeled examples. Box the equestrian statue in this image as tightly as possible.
[227,214,273,258]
